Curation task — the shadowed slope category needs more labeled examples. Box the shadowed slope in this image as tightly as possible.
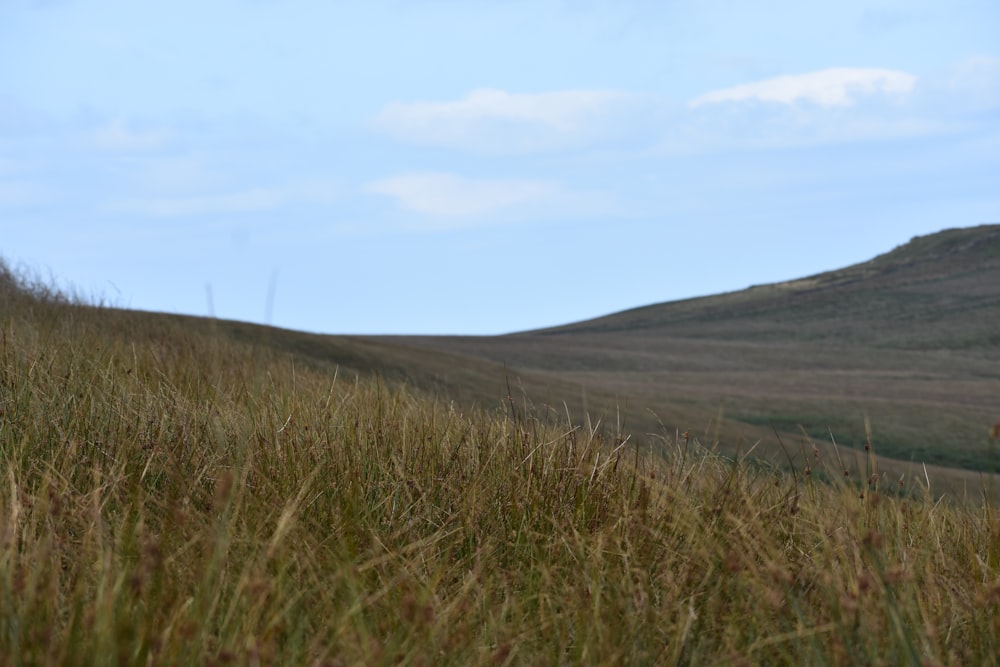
[384,225,1000,478]
[4,226,994,490]
[539,223,1000,348]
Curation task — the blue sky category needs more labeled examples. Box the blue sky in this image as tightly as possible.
[2,0,998,334]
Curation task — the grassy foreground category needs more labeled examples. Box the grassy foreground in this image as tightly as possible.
[2,266,999,666]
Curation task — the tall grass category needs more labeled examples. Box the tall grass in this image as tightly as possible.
[1,263,998,665]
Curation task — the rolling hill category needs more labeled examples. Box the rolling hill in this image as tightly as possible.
[6,225,997,492]
[6,226,1000,663]
[377,224,1000,483]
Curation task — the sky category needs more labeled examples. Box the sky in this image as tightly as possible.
[1,0,998,335]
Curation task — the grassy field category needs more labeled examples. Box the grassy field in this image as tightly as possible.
[387,225,1000,478]
[3,262,1000,664]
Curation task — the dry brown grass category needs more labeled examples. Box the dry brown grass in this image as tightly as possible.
[2,262,1000,665]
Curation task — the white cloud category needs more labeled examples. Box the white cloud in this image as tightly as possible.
[373,88,637,153]
[366,172,552,218]
[365,171,619,229]
[109,180,337,217]
[657,108,946,155]
[90,119,173,151]
[690,68,916,108]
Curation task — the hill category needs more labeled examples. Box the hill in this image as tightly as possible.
[540,223,1000,348]
[3,245,1000,664]
[3,225,996,486]
[382,225,1000,479]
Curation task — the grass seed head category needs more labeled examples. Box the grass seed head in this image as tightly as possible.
[862,530,884,550]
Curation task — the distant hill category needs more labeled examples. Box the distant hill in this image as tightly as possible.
[538,223,1000,350]
[386,225,1000,479]
[6,225,996,490]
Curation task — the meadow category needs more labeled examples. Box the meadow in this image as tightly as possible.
[2,262,1000,665]
[389,225,1000,481]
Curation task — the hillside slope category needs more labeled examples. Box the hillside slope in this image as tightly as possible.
[385,225,1000,475]
[539,223,1000,350]
[5,248,1000,663]
[5,226,994,484]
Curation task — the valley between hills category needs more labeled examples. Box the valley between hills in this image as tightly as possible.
[53,224,1000,497]
[355,223,1000,496]
[8,225,1000,663]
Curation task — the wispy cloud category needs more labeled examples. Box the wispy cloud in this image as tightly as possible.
[857,9,911,35]
[665,67,928,152]
[366,172,552,218]
[365,171,618,229]
[131,155,228,195]
[109,180,338,217]
[373,88,637,153]
[947,55,1000,110]
[659,109,945,154]
[0,180,46,209]
[690,67,916,108]
[0,96,52,136]
[90,119,173,152]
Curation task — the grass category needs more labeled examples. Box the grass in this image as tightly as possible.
[387,225,1000,476]
[2,262,1000,665]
